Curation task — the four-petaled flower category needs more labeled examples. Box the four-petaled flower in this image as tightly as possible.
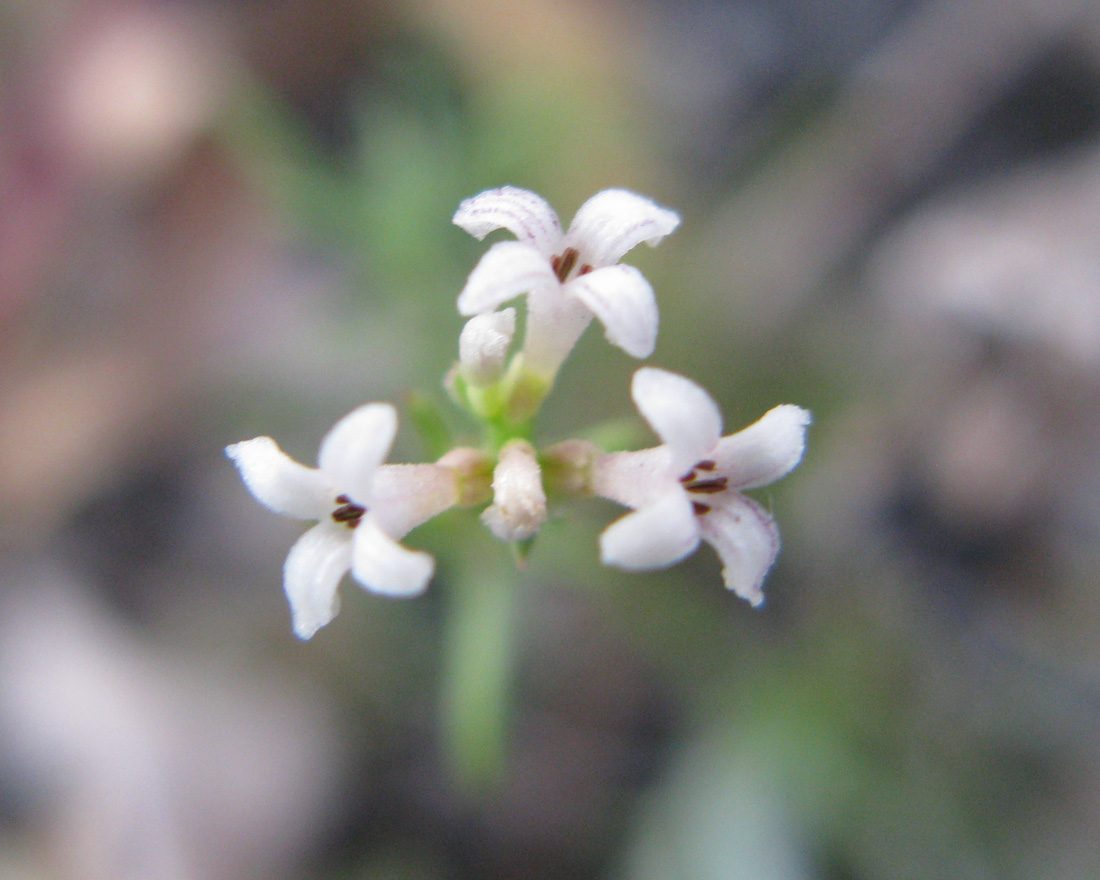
[226,404,458,639]
[454,186,680,376]
[593,368,810,606]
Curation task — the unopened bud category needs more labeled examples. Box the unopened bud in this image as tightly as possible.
[459,309,516,386]
[481,439,546,542]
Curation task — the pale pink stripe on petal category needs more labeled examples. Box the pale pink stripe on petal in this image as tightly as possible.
[453,185,562,255]
[565,189,680,267]
[697,495,780,607]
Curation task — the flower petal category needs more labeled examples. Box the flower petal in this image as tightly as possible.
[453,186,562,255]
[283,520,352,639]
[522,284,594,374]
[457,240,559,316]
[697,495,780,607]
[591,447,678,510]
[599,489,700,571]
[226,437,333,520]
[368,463,458,538]
[712,405,812,489]
[351,519,434,597]
[567,264,658,358]
[565,189,680,267]
[317,403,397,502]
[631,368,723,475]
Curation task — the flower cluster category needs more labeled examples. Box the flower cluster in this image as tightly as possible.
[228,186,810,638]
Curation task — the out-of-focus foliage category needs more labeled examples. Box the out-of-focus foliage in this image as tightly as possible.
[4,1,1100,879]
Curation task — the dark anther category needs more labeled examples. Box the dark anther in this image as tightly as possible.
[692,501,711,516]
[579,264,593,275]
[682,477,729,494]
[331,493,366,528]
[680,459,719,483]
[553,247,579,282]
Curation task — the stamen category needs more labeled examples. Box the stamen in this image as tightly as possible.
[554,247,579,282]
[578,263,593,275]
[682,477,729,494]
[680,460,719,483]
[331,493,366,528]
[692,501,711,516]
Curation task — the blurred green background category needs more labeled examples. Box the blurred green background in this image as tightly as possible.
[4,0,1100,878]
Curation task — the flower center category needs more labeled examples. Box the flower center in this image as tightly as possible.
[680,460,727,516]
[331,494,366,529]
[550,247,594,283]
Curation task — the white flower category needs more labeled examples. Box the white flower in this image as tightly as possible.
[226,404,458,639]
[592,368,810,606]
[454,186,680,375]
[481,439,547,542]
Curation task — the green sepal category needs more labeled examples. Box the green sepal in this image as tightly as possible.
[510,534,538,568]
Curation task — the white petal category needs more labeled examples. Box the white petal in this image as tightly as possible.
[480,440,547,541]
[599,489,700,571]
[368,463,459,538]
[283,520,352,639]
[457,241,559,316]
[317,403,397,502]
[567,264,658,358]
[591,447,678,510]
[453,186,562,255]
[522,284,594,375]
[712,405,812,489]
[565,189,680,267]
[631,368,723,475]
[459,308,516,385]
[697,495,780,607]
[226,437,332,520]
[351,519,434,597]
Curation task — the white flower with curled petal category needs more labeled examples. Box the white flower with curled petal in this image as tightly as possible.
[226,404,458,639]
[593,368,810,606]
[454,186,680,376]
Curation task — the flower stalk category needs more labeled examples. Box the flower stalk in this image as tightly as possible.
[440,547,518,791]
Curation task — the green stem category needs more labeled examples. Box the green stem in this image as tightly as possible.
[440,543,518,791]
